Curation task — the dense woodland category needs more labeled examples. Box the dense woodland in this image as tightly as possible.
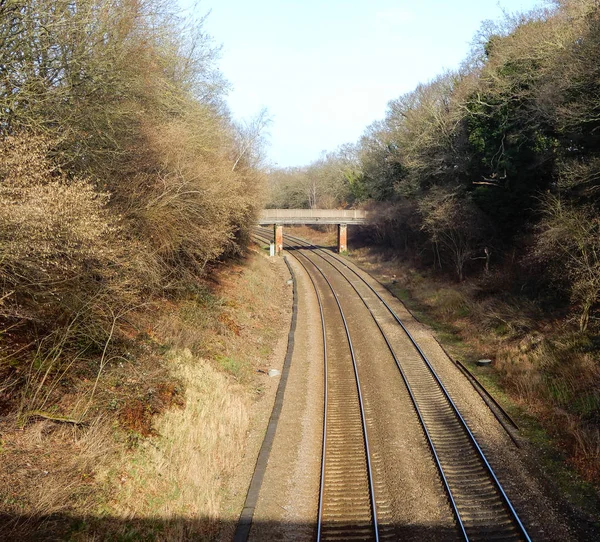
[0,0,264,417]
[269,0,600,489]
[269,0,599,333]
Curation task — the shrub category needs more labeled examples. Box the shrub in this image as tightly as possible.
[534,195,600,331]
[0,133,156,339]
[419,188,490,281]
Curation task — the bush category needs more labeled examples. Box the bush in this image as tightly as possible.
[534,195,600,331]
[419,188,491,281]
[0,133,157,339]
[0,0,265,421]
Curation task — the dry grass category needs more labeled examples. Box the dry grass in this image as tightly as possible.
[337,242,600,487]
[109,350,249,540]
[0,249,290,540]
[96,249,289,540]
[495,337,600,481]
[0,417,115,537]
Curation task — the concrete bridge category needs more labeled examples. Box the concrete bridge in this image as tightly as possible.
[258,209,370,254]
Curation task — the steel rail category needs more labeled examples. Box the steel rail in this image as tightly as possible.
[283,232,531,541]
[253,231,380,541]
[285,236,470,540]
[258,229,531,542]
[260,229,520,435]
[286,233,520,429]
[288,250,329,542]
[453,357,520,431]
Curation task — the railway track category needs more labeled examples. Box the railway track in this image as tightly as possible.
[264,234,380,541]
[253,228,531,542]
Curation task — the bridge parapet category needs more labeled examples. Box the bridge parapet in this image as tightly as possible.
[258,208,368,225]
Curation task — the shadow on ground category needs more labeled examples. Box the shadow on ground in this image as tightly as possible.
[0,513,464,541]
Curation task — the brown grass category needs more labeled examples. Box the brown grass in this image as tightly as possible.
[109,350,249,540]
[98,249,289,540]
[0,248,290,540]
[0,418,115,530]
[318,239,600,488]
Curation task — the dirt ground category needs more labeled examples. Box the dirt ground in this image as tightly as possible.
[245,256,324,541]
[216,254,295,541]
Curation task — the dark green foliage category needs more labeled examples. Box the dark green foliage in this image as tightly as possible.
[462,49,558,239]
[269,0,600,324]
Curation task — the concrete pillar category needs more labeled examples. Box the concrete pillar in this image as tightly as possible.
[274,224,283,255]
[337,223,347,253]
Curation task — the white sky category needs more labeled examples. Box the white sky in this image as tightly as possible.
[179,0,548,167]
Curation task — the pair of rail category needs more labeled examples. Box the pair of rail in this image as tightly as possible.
[252,229,530,542]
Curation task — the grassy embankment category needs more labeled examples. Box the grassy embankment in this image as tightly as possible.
[0,2,277,539]
[288,225,600,524]
[0,248,290,541]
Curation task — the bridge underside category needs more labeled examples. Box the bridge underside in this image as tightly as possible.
[259,223,351,255]
[258,209,368,255]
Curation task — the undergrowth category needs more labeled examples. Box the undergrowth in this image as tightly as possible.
[0,249,290,540]
[290,226,600,520]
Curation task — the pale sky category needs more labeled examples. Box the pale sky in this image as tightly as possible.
[179,0,547,168]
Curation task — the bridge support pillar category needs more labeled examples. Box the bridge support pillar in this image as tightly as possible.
[337,223,347,254]
[274,224,283,255]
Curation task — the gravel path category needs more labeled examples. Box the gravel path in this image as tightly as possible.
[217,255,293,542]
[248,256,324,541]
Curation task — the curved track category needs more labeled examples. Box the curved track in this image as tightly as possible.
[261,234,380,540]
[253,228,531,542]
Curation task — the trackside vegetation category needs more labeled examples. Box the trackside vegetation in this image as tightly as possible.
[270,0,600,491]
[0,0,270,538]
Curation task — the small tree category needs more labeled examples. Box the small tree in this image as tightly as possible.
[534,195,600,331]
[419,189,488,281]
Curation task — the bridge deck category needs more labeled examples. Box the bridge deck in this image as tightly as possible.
[258,209,368,225]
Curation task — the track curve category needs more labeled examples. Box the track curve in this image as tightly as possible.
[253,228,531,542]
[270,236,380,541]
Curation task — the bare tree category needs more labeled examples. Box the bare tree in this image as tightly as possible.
[419,189,488,281]
[232,107,271,172]
[535,195,600,331]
